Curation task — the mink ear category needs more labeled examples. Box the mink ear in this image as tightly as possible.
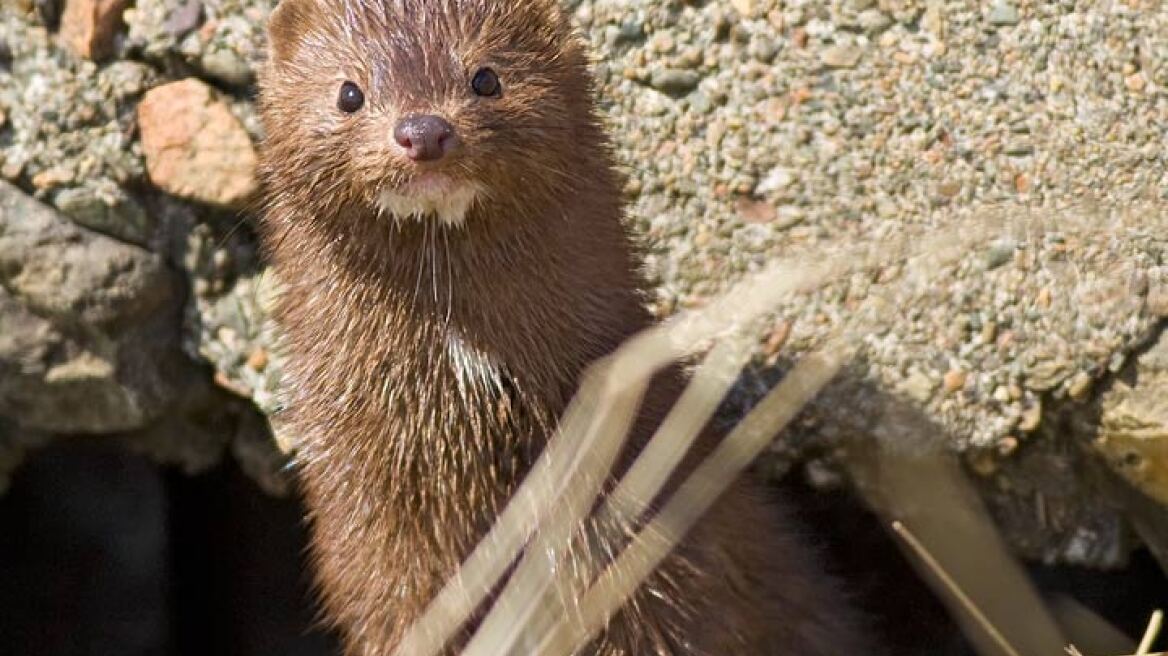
[267,0,316,63]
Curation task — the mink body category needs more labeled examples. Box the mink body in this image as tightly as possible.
[259,1,871,653]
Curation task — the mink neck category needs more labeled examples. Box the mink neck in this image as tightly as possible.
[324,192,645,377]
[270,182,648,491]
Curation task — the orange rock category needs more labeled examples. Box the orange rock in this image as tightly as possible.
[792,27,808,49]
[735,197,778,224]
[247,348,270,372]
[58,0,129,61]
[942,369,968,394]
[138,78,258,208]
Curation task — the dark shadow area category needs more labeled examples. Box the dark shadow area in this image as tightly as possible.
[1028,548,1168,648]
[0,438,1164,656]
[166,453,338,656]
[781,471,976,656]
[783,463,1168,656]
[0,440,169,656]
[0,440,339,656]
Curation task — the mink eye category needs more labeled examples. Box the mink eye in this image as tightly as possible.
[471,68,501,97]
[337,81,365,113]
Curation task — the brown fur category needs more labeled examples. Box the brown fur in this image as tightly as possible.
[258,0,872,653]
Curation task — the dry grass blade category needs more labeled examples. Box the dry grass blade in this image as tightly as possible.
[461,378,645,656]
[532,345,848,655]
[597,338,753,533]
[849,440,1066,656]
[398,256,851,656]
[468,339,754,656]
[392,363,633,656]
[1050,595,1137,655]
[463,262,847,655]
[892,521,1023,656]
[1138,610,1164,655]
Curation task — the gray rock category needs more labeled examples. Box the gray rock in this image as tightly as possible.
[688,91,714,115]
[858,9,893,33]
[984,239,1015,270]
[648,68,701,97]
[0,181,198,434]
[164,0,203,38]
[52,179,153,247]
[200,45,253,88]
[748,34,778,63]
[821,44,864,69]
[1004,139,1035,156]
[615,18,644,46]
[988,2,1021,27]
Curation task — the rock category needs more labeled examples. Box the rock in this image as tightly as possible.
[1067,371,1093,401]
[985,239,1015,270]
[1018,400,1042,433]
[1026,359,1072,392]
[748,34,778,63]
[858,9,893,34]
[0,181,198,434]
[52,179,153,247]
[163,0,202,38]
[58,0,130,60]
[0,185,171,328]
[987,2,1020,27]
[1005,139,1034,156]
[735,197,777,224]
[1125,72,1147,93]
[1148,270,1168,317]
[756,167,795,195]
[942,369,967,394]
[137,78,258,208]
[648,68,701,97]
[900,370,936,403]
[774,205,807,229]
[1097,329,1168,505]
[820,44,863,69]
[200,46,253,88]
[921,0,947,38]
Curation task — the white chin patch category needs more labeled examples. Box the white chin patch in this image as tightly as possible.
[377,183,482,227]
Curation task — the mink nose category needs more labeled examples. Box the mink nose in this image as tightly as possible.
[394,115,460,162]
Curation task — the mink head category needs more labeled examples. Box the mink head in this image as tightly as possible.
[259,0,603,228]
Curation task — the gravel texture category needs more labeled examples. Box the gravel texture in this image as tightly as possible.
[568,0,1168,445]
[2,0,1168,566]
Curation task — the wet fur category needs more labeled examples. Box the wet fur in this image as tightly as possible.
[258,0,871,653]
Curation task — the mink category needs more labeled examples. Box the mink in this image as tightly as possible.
[258,1,873,653]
